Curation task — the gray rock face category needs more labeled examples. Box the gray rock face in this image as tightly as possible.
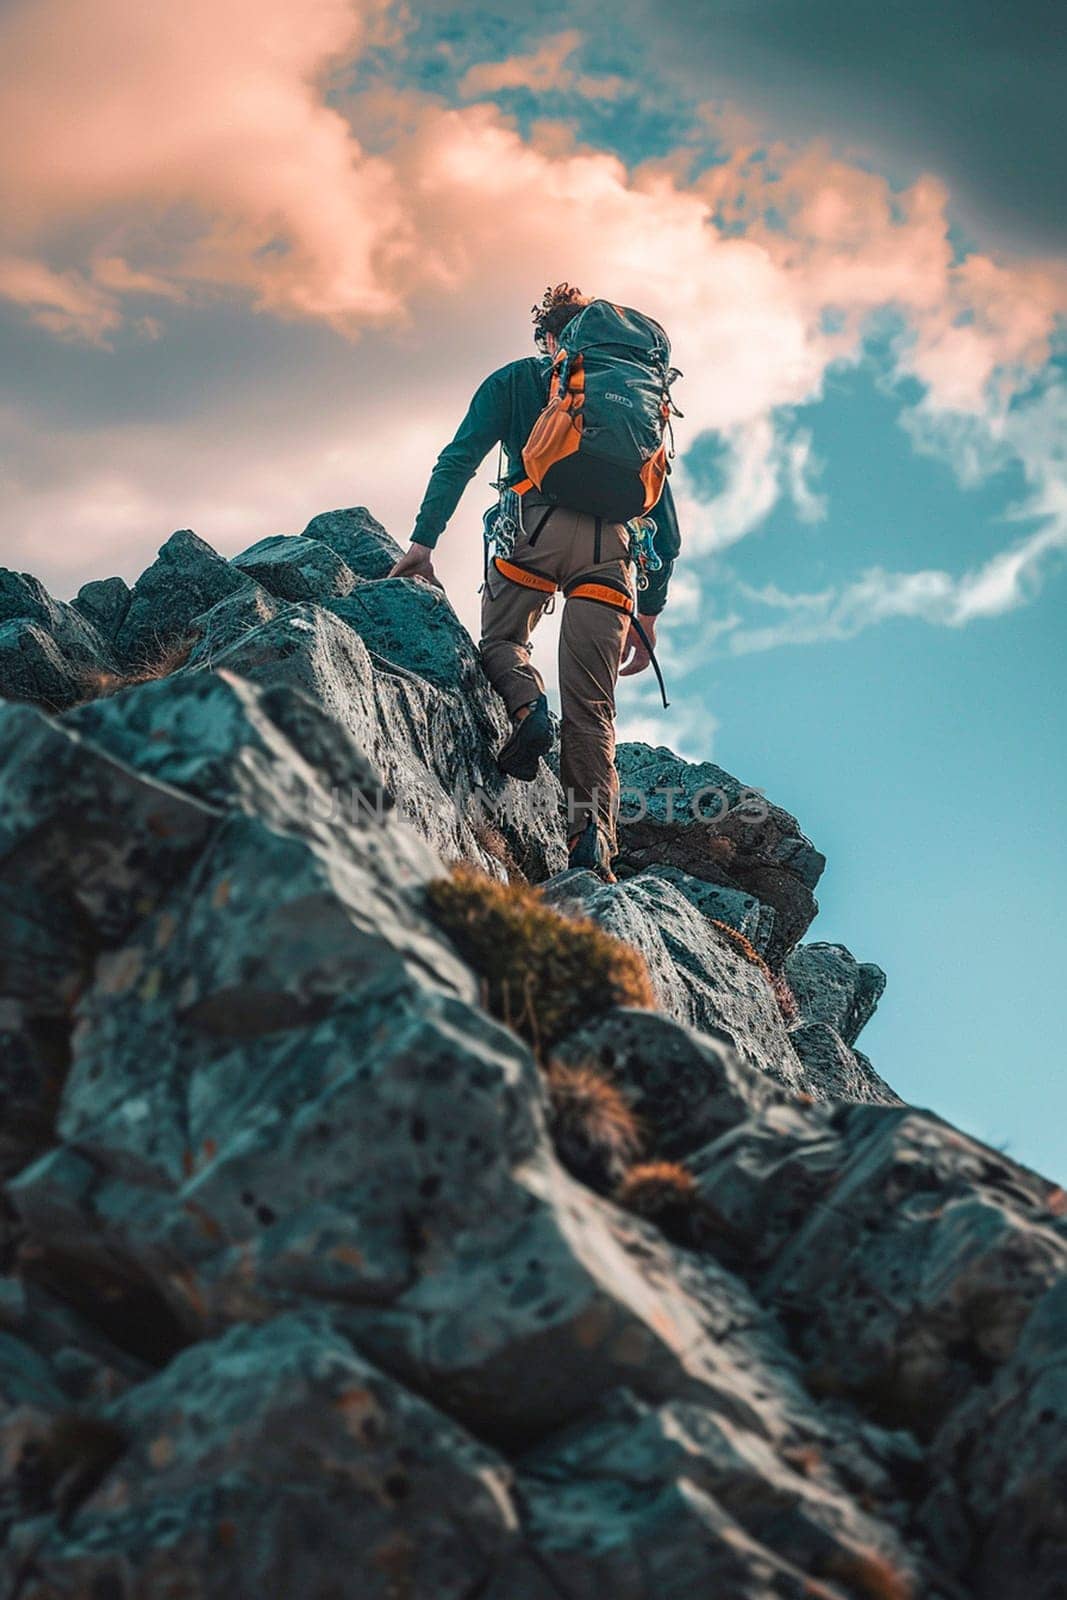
[787,1021,901,1105]
[232,533,357,601]
[0,511,1063,1600]
[183,581,284,666]
[0,570,116,709]
[115,529,249,667]
[71,576,131,642]
[11,1312,525,1600]
[0,1001,67,1182]
[922,1275,1067,1598]
[615,743,826,965]
[301,505,403,578]
[690,1101,1066,1430]
[785,942,887,1044]
[327,576,481,690]
[518,1387,926,1600]
[203,595,567,880]
[543,867,810,1095]
[553,1008,784,1158]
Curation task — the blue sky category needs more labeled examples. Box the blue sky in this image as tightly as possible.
[0,0,1064,1175]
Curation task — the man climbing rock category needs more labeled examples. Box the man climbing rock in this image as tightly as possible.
[389,284,681,880]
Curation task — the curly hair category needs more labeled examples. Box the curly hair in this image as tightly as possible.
[531,282,591,350]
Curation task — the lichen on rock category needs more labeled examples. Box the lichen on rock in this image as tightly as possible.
[0,515,1062,1599]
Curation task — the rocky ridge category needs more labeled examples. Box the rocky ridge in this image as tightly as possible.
[0,509,1063,1598]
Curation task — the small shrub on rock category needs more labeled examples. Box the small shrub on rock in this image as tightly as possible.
[545,1060,644,1193]
[616,1160,699,1246]
[710,918,798,1024]
[77,636,195,703]
[425,865,655,1052]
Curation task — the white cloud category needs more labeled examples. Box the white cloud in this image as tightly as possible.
[0,14,1065,660]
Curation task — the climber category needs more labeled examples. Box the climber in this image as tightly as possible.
[388,283,681,882]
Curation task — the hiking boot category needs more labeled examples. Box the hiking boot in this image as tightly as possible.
[497,693,552,781]
[568,815,617,883]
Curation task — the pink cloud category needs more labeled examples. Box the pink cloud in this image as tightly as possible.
[0,254,120,343]
[458,31,628,103]
[1,17,1065,635]
[0,0,404,336]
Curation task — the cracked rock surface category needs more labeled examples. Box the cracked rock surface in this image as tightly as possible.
[0,516,1062,1599]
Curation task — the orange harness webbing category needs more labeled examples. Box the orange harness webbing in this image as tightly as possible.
[567,581,634,613]
[492,556,556,593]
[568,580,669,708]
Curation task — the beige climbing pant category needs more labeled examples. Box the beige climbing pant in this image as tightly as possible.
[479,493,634,851]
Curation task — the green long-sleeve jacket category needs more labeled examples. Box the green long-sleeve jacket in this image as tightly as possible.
[410,356,681,614]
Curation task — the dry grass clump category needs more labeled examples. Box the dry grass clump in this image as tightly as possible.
[772,972,799,1024]
[709,918,770,974]
[709,918,798,1025]
[616,1160,699,1245]
[822,1548,915,1600]
[425,865,655,1053]
[545,1060,643,1194]
[470,818,524,881]
[77,636,195,703]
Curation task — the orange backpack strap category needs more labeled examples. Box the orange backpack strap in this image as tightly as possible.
[493,556,557,593]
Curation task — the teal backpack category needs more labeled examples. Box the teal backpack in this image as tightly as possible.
[515,299,682,522]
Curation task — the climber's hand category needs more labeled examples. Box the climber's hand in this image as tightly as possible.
[620,614,656,677]
[389,542,443,589]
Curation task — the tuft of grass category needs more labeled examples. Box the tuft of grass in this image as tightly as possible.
[709,918,769,973]
[425,865,655,1053]
[821,1549,914,1600]
[76,636,195,704]
[545,1060,643,1194]
[471,817,524,882]
[616,1160,699,1246]
[709,919,797,1025]
[772,971,799,1024]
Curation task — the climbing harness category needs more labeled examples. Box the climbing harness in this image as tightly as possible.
[481,452,669,707]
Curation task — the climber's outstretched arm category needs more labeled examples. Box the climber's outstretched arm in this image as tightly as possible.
[388,366,511,587]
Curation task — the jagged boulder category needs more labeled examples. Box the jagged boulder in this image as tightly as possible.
[71,576,131,643]
[786,943,886,1045]
[1,510,1063,1600]
[301,505,403,578]
[921,1273,1067,1598]
[787,1022,900,1104]
[552,1008,785,1158]
[0,700,222,1013]
[544,867,811,1095]
[5,1312,526,1600]
[690,1100,1067,1434]
[518,1387,929,1600]
[232,533,357,601]
[197,594,566,879]
[184,582,283,666]
[114,529,249,667]
[0,570,117,710]
[614,743,825,965]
